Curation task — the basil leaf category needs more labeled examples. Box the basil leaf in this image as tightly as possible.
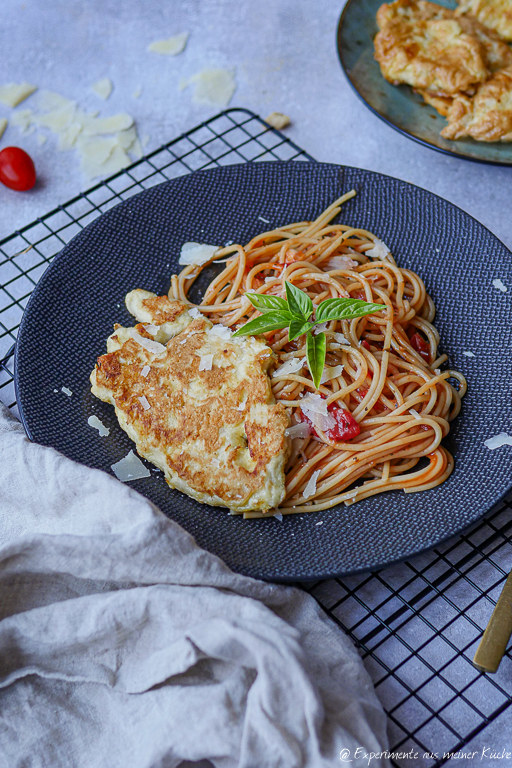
[315,298,383,324]
[285,281,314,321]
[306,332,327,390]
[288,317,313,342]
[246,292,290,314]
[232,311,290,337]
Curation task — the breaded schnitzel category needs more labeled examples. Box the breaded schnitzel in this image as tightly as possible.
[457,0,512,43]
[375,0,512,95]
[441,64,512,139]
[91,290,290,513]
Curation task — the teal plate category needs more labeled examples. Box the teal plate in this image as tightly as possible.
[337,0,512,165]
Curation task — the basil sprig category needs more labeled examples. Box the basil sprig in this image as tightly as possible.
[233,280,382,388]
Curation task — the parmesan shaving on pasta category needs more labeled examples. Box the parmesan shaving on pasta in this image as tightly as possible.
[325,256,358,271]
[143,324,159,336]
[141,365,150,377]
[138,395,151,410]
[333,332,350,345]
[285,422,310,439]
[300,394,336,432]
[366,239,391,260]
[272,357,304,378]
[179,242,219,266]
[303,470,321,499]
[188,307,203,319]
[320,365,344,384]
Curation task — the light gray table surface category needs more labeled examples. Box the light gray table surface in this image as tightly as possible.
[1,0,510,249]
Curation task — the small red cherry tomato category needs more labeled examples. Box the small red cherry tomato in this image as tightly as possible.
[0,147,36,191]
[410,332,430,363]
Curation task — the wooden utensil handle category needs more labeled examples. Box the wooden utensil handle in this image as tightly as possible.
[473,571,512,674]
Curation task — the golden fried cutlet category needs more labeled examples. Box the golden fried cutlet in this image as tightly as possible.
[375,0,511,96]
[416,89,453,114]
[91,290,290,513]
[441,64,512,139]
[456,0,512,43]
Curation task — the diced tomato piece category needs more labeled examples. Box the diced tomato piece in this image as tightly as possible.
[410,332,430,363]
[354,290,367,301]
[361,339,371,351]
[300,399,360,442]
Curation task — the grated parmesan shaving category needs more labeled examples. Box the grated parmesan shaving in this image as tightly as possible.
[131,331,166,355]
[141,365,150,377]
[366,239,390,260]
[143,324,159,336]
[87,415,110,436]
[198,353,214,371]
[181,68,236,108]
[434,368,441,375]
[484,433,512,450]
[462,351,475,358]
[111,450,151,481]
[300,393,336,432]
[188,307,203,319]
[285,422,310,439]
[258,215,270,223]
[91,78,113,100]
[148,32,189,55]
[493,279,507,293]
[325,256,358,271]
[61,386,72,396]
[333,332,350,345]
[138,395,151,410]
[272,357,304,378]
[179,242,219,265]
[320,365,344,384]
[211,457,220,467]
[409,409,421,419]
[264,276,275,283]
[0,118,7,140]
[313,322,329,335]
[303,470,321,499]
[315,520,323,526]
[273,510,284,521]
[208,324,232,340]
[0,82,37,107]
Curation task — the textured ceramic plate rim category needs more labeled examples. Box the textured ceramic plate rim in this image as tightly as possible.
[13,161,512,581]
[336,0,512,167]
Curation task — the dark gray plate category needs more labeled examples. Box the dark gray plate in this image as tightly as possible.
[14,162,512,581]
[337,0,512,166]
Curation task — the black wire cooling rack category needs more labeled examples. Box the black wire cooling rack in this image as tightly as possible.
[1,108,511,767]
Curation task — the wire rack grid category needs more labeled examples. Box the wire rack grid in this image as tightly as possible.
[1,108,510,767]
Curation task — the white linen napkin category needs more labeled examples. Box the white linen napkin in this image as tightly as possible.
[0,403,388,768]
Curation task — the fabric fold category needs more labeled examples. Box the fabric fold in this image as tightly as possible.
[0,404,388,768]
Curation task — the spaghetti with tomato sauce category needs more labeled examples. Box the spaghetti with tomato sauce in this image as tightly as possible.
[169,191,466,518]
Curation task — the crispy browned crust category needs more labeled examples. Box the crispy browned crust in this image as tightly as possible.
[416,88,453,114]
[441,64,512,140]
[91,297,290,512]
[456,0,512,43]
[374,0,511,96]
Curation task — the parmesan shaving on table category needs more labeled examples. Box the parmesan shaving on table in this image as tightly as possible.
[484,433,512,450]
[91,78,113,100]
[181,69,236,108]
[148,32,189,55]
[0,82,36,107]
[265,112,290,130]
